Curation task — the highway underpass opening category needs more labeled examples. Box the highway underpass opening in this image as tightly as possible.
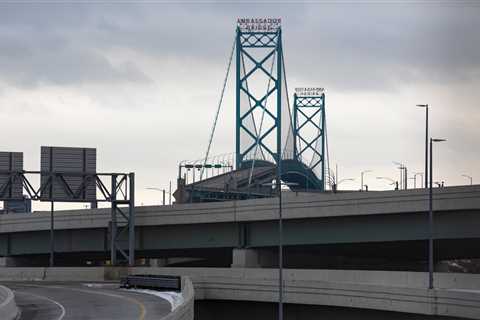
[194,300,467,320]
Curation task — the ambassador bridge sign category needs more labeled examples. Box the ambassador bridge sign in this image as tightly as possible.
[237,18,281,31]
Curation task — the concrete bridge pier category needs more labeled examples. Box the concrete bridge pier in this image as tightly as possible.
[0,257,24,267]
[231,248,276,268]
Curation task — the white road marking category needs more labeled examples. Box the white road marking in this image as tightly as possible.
[122,288,184,311]
[15,290,66,320]
[14,283,146,320]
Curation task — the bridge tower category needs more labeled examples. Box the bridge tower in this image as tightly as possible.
[235,19,287,170]
[293,89,326,190]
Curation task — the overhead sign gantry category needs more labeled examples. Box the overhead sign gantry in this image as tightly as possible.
[0,147,135,267]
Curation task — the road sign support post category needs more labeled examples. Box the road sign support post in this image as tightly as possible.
[49,201,54,267]
[110,174,118,266]
[128,172,135,267]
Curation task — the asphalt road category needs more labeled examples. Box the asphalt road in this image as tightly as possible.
[6,282,172,320]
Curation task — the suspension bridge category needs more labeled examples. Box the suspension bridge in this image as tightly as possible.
[174,19,328,204]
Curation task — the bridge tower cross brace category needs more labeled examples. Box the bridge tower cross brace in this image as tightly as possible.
[293,93,326,188]
[235,27,283,170]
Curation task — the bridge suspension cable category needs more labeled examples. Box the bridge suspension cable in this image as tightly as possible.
[324,108,331,190]
[281,47,294,159]
[200,37,236,180]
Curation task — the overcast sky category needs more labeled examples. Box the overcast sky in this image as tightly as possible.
[0,1,479,209]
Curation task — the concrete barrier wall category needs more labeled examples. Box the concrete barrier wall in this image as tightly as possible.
[161,277,194,320]
[1,185,479,234]
[130,268,480,320]
[3,266,480,290]
[0,285,19,320]
[130,267,480,290]
[0,267,106,282]
[0,267,46,281]
[45,267,106,282]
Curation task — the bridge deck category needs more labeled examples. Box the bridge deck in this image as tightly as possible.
[0,185,479,262]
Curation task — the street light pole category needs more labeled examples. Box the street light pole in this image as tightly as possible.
[377,177,397,190]
[278,178,283,320]
[404,167,408,190]
[393,162,405,189]
[261,177,297,320]
[417,104,429,188]
[146,187,172,205]
[361,170,372,191]
[337,178,355,190]
[410,177,416,189]
[414,173,424,189]
[462,174,473,186]
[426,107,429,188]
[429,138,446,290]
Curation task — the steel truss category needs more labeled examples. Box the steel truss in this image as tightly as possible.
[236,28,283,169]
[293,93,326,176]
[0,170,135,266]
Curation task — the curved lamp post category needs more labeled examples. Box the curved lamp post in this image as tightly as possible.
[414,172,424,188]
[146,187,172,205]
[376,176,398,190]
[360,170,372,191]
[462,174,473,185]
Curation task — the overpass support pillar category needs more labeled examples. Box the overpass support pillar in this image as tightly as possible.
[231,249,275,268]
[231,249,260,268]
[0,257,21,267]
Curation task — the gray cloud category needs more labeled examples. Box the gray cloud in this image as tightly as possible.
[0,3,478,91]
[285,4,480,91]
[0,40,151,87]
[0,4,151,88]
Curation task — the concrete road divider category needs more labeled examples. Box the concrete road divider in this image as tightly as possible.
[161,277,194,320]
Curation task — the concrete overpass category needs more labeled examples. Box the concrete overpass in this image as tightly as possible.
[0,185,479,267]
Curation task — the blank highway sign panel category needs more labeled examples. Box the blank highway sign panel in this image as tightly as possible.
[40,146,97,202]
[0,152,23,199]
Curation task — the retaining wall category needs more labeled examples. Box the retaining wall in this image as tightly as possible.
[161,277,194,320]
[131,268,480,320]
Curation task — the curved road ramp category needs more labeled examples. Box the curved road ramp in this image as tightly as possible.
[0,285,19,320]
[0,275,193,320]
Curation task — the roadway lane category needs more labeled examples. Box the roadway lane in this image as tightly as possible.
[7,282,172,320]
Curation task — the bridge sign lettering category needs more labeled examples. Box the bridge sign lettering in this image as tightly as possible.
[295,87,325,96]
[237,18,281,31]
